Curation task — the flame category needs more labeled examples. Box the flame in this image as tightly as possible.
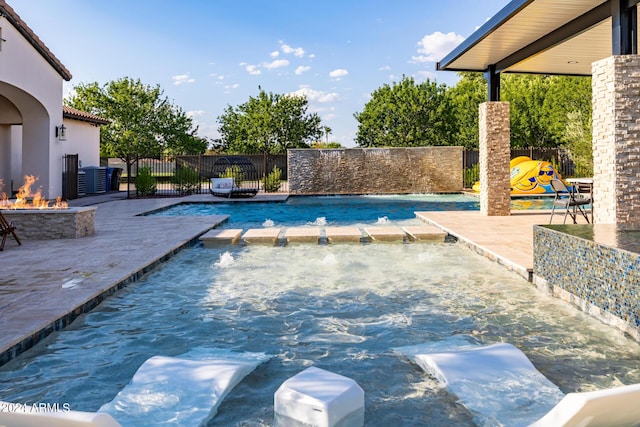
[0,175,68,210]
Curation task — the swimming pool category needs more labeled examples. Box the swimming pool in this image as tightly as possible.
[1,243,639,426]
[149,194,554,228]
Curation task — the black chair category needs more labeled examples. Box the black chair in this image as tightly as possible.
[0,210,21,251]
[549,179,591,224]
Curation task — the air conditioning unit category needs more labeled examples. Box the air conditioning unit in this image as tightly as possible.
[80,166,107,194]
[77,171,86,196]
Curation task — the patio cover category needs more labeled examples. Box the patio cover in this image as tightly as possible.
[437,0,639,77]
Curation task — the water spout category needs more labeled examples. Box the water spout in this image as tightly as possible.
[215,251,235,268]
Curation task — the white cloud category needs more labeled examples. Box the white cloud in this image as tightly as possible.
[245,64,261,75]
[271,51,280,57]
[263,59,290,69]
[416,70,436,80]
[288,86,339,103]
[172,73,195,85]
[412,31,464,63]
[224,83,240,90]
[295,65,311,75]
[329,69,349,79]
[379,65,391,71]
[186,110,206,118]
[280,41,305,57]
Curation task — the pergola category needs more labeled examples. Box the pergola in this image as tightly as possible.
[437,0,640,225]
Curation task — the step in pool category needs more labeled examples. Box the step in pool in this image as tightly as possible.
[199,225,447,247]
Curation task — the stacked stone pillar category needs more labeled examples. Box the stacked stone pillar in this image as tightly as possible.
[479,102,511,216]
[592,56,640,225]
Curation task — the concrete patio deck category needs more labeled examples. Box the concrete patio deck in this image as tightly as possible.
[0,192,587,366]
[416,209,590,281]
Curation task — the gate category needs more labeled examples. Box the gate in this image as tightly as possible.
[62,154,79,200]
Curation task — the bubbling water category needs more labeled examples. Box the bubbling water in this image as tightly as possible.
[307,217,327,226]
[214,251,235,268]
[1,244,639,426]
[262,219,275,227]
[377,216,390,224]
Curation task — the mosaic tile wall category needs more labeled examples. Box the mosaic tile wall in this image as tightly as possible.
[533,225,640,340]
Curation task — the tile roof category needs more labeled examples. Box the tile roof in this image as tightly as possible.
[0,1,72,81]
[63,105,110,125]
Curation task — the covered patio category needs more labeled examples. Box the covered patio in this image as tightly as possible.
[438,0,640,226]
[436,0,640,340]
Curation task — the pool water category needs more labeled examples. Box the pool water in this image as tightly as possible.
[150,194,554,228]
[1,244,639,426]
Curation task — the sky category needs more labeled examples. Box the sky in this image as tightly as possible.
[9,0,511,147]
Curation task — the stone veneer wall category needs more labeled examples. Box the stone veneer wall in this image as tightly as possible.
[287,147,463,194]
[478,102,511,216]
[2,207,96,239]
[533,225,640,341]
[592,55,640,225]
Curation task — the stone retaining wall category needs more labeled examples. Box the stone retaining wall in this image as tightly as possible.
[2,207,96,239]
[287,147,463,195]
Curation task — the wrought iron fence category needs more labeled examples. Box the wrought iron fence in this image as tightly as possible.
[462,147,591,189]
[93,149,590,197]
[102,154,289,197]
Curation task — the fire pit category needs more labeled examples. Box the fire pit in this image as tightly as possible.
[0,176,95,240]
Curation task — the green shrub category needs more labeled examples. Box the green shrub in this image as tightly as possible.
[464,163,479,188]
[135,166,157,196]
[263,166,282,192]
[171,166,201,195]
[219,165,244,187]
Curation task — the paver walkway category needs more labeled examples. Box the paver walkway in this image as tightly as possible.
[416,209,589,280]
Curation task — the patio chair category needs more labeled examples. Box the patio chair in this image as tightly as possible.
[398,339,640,427]
[549,179,590,224]
[0,210,21,251]
[0,348,270,427]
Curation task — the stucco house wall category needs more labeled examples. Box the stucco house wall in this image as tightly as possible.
[0,2,73,198]
[0,18,63,197]
[63,117,101,169]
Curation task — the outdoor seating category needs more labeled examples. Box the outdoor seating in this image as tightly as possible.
[0,348,270,427]
[549,179,591,224]
[400,339,640,427]
[209,156,259,198]
[0,210,21,251]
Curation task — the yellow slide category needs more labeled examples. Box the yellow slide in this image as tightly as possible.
[472,156,562,194]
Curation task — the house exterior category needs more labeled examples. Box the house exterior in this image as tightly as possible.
[0,1,105,199]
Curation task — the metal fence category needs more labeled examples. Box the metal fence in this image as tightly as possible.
[94,149,589,197]
[103,154,288,197]
[462,147,590,188]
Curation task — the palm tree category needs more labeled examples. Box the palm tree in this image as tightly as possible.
[322,126,332,144]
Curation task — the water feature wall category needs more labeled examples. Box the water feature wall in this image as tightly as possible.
[287,147,463,194]
[533,224,640,341]
[2,207,96,239]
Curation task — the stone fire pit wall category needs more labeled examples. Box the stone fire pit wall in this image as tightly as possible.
[287,147,463,194]
[2,207,96,239]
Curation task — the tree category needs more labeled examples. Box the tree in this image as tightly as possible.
[66,77,208,160]
[501,74,591,148]
[354,76,455,147]
[446,72,486,149]
[217,88,323,154]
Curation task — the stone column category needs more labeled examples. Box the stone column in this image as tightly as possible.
[479,102,511,216]
[592,55,640,225]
